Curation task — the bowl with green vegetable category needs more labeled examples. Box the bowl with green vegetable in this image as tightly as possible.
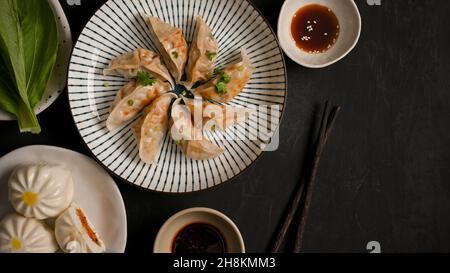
[0,0,72,133]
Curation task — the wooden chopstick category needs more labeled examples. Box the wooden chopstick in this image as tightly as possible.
[269,176,307,253]
[293,104,341,253]
[269,101,341,253]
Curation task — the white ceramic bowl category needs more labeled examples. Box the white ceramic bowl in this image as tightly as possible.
[153,207,245,253]
[278,0,361,68]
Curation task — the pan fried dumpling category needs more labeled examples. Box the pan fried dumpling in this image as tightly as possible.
[133,93,177,164]
[131,114,145,145]
[185,16,218,88]
[172,125,224,160]
[55,203,105,253]
[110,80,139,111]
[203,104,255,131]
[182,96,225,130]
[9,164,74,220]
[177,137,224,160]
[170,98,199,141]
[193,48,255,103]
[170,99,224,160]
[0,214,58,253]
[104,48,173,86]
[182,96,254,131]
[106,80,171,131]
[146,16,188,83]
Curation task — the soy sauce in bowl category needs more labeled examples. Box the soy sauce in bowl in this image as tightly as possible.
[291,4,340,53]
[171,223,227,253]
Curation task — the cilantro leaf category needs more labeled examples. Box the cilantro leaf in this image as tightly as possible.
[220,73,231,84]
[215,82,228,94]
[206,51,217,61]
[136,70,156,86]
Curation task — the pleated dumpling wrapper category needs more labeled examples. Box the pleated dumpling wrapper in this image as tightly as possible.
[104,48,174,86]
[0,214,58,253]
[55,203,105,253]
[170,98,224,160]
[193,48,255,103]
[184,16,218,88]
[131,93,177,164]
[106,79,171,131]
[8,164,74,220]
[182,96,255,131]
[146,16,188,83]
[109,80,139,112]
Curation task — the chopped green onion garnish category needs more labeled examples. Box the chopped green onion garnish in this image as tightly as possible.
[206,51,217,61]
[181,90,188,96]
[213,68,231,94]
[103,81,110,87]
[221,73,231,84]
[215,82,228,94]
[175,140,182,146]
[211,124,216,132]
[153,125,160,132]
[127,99,134,106]
[237,65,244,72]
[136,70,156,86]
[172,51,179,59]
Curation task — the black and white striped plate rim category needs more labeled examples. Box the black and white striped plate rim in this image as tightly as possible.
[67,0,287,193]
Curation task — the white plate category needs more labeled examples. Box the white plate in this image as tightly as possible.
[0,0,73,120]
[67,0,287,193]
[0,145,127,253]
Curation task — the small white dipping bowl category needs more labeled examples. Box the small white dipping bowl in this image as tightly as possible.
[153,207,245,253]
[278,0,361,68]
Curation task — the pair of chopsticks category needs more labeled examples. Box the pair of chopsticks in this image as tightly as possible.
[270,101,341,253]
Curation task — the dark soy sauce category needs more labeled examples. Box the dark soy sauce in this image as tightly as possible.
[171,223,227,253]
[291,4,340,53]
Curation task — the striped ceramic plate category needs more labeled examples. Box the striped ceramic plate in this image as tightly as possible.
[67,0,287,193]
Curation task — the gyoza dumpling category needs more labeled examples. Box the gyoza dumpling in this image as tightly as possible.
[193,48,255,103]
[170,98,199,141]
[182,96,225,130]
[110,78,163,111]
[177,137,224,160]
[106,80,171,131]
[133,93,177,164]
[110,80,139,111]
[104,48,173,86]
[8,164,74,220]
[184,16,218,88]
[146,16,188,83]
[131,114,145,145]
[170,99,224,160]
[182,96,255,131]
[203,104,255,131]
[0,214,58,253]
[55,203,105,253]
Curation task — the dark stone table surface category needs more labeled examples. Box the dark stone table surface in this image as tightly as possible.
[0,0,448,253]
